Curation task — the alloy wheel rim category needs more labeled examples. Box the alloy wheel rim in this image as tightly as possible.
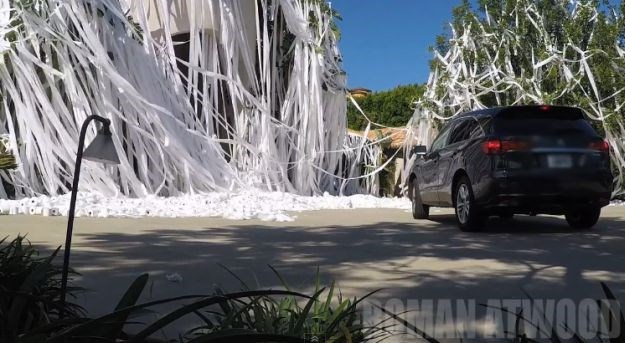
[456,184,470,223]
[412,184,418,210]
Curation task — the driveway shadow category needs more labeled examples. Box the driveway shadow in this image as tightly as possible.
[427,213,600,233]
[62,211,625,303]
[18,209,623,339]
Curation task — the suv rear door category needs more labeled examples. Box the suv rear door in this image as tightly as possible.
[420,122,453,204]
[435,117,483,205]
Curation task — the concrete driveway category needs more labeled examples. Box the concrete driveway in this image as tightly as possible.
[2,206,624,339]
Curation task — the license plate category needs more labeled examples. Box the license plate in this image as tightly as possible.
[547,154,573,168]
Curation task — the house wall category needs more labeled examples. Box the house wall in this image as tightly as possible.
[1,0,350,197]
[135,0,257,71]
[138,0,215,36]
[133,0,259,151]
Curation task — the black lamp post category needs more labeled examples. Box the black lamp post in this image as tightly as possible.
[60,115,120,313]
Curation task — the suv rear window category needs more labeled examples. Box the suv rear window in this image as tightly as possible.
[494,107,597,136]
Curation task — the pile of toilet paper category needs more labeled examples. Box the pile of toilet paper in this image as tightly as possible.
[0,191,412,221]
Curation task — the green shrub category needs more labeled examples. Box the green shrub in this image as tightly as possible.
[27,269,382,342]
[181,265,383,342]
[347,84,425,130]
[0,138,16,170]
[2,240,384,343]
[0,236,83,343]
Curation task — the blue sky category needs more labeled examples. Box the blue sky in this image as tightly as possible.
[332,0,462,92]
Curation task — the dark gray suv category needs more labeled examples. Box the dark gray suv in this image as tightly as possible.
[408,105,613,231]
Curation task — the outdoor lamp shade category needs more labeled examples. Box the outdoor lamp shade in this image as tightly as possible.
[83,132,120,164]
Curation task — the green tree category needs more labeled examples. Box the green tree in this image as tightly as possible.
[347,84,425,130]
[421,0,625,196]
[0,140,15,170]
[427,0,625,124]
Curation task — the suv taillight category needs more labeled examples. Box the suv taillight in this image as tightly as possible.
[482,140,501,154]
[589,140,609,153]
[482,139,530,155]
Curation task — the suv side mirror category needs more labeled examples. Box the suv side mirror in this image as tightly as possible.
[411,145,427,157]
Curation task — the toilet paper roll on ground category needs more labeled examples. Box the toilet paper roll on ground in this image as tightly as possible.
[42,208,60,217]
[19,206,29,215]
[29,207,42,215]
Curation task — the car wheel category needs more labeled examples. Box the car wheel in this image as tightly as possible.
[565,207,601,229]
[454,177,486,231]
[498,212,514,219]
[410,180,429,220]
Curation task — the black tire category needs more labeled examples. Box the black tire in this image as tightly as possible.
[498,212,514,219]
[410,180,429,220]
[565,207,601,229]
[454,176,486,231]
